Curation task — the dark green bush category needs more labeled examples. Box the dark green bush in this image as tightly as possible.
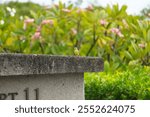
[85,65,150,100]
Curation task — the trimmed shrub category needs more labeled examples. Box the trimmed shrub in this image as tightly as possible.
[85,65,150,100]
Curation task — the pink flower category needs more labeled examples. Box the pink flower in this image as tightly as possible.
[24,18,34,24]
[111,28,120,33]
[62,8,71,13]
[100,19,107,26]
[32,32,41,40]
[110,28,124,38]
[138,43,146,48]
[23,18,34,30]
[117,32,124,38]
[36,26,42,32]
[86,5,94,11]
[41,20,54,26]
[71,28,77,35]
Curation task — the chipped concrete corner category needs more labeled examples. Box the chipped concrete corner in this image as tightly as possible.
[0,54,103,100]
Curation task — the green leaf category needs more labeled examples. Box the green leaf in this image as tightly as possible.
[147,29,150,41]
[131,41,138,53]
[120,5,127,13]
[143,29,147,40]
[104,60,110,73]
[13,29,25,35]
[30,10,37,19]
[124,51,133,60]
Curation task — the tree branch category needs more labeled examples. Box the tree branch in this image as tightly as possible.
[86,24,98,56]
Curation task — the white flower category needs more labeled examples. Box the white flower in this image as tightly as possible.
[6,7,16,17]
[12,8,16,14]
[0,20,5,25]
[6,7,11,12]
[10,12,15,17]
[20,16,23,20]
[23,23,26,30]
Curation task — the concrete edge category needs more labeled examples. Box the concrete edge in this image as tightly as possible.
[0,53,104,76]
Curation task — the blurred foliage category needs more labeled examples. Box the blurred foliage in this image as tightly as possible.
[141,5,150,19]
[85,65,150,100]
[0,2,150,71]
[1,1,42,17]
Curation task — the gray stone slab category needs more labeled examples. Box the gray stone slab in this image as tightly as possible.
[0,54,103,76]
[0,54,103,100]
[0,73,84,100]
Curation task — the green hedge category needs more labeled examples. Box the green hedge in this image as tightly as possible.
[85,65,150,100]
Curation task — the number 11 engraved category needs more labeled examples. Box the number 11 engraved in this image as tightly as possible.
[24,88,39,100]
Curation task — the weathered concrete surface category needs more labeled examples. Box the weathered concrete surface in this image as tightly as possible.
[0,54,103,76]
[0,54,103,100]
[0,73,84,100]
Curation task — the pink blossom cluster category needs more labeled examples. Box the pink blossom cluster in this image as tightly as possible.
[41,20,54,26]
[71,28,77,36]
[23,18,34,30]
[110,28,124,38]
[32,31,41,40]
[32,20,54,40]
[99,19,107,26]
[138,43,146,48]
[23,18,54,40]
[86,5,94,11]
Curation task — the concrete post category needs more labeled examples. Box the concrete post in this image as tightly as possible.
[0,54,103,100]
